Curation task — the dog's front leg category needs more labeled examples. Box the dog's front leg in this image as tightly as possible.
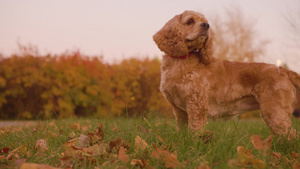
[186,97,208,134]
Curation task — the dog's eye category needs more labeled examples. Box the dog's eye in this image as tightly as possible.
[187,19,194,25]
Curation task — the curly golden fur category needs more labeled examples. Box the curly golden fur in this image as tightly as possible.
[153,10,300,138]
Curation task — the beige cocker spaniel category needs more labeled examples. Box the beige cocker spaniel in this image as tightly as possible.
[153,10,300,138]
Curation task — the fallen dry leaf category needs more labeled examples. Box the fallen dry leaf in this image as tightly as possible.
[250,135,272,154]
[293,160,300,169]
[87,133,102,145]
[130,159,144,167]
[0,155,5,161]
[81,124,89,133]
[5,145,27,161]
[155,134,166,144]
[111,122,119,132]
[76,135,91,148]
[95,123,105,140]
[62,145,84,158]
[236,146,266,169]
[197,164,211,169]
[35,139,48,152]
[68,131,76,139]
[63,138,77,149]
[0,147,10,154]
[136,124,148,133]
[134,135,148,151]
[83,143,108,156]
[20,163,62,169]
[118,146,129,163]
[109,138,130,153]
[292,151,300,160]
[14,158,27,166]
[152,144,185,168]
[199,131,214,144]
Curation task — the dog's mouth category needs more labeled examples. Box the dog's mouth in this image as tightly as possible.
[186,33,208,42]
[187,35,209,53]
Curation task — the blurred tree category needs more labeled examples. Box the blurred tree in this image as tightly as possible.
[212,7,269,62]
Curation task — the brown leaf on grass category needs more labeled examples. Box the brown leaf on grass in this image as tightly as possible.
[136,124,148,133]
[63,134,91,150]
[199,131,214,144]
[81,124,89,133]
[111,122,119,132]
[0,155,5,161]
[197,164,211,169]
[250,135,264,151]
[293,160,300,169]
[235,146,266,169]
[135,135,149,151]
[95,123,105,140]
[62,142,108,159]
[72,121,81,130]
[15,158,27,166]
[5,145,27,161]
[130,159,153,169]
[62,145,84,159]
[45,120,58,131]
[131,159,144,167]
[68,131,76,139]
[84,143,108,156]
[20,163,62,169]
[152,144,185,168]
[63,138,77,149]
[292,151,300,159]
[87,133,102,145]
[0,147,10,154]
[76,135,91,148]
[118,146,129,163]
[35,139,48,152]
[271,152,282,163]
[109,138,130,153]
[155,134,166,144]
[250,135,272,153]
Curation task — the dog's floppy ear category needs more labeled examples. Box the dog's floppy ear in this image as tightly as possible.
[153,14,188,56]
[199,28,214,64]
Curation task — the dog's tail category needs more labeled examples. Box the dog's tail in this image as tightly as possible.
[280,67,300,90]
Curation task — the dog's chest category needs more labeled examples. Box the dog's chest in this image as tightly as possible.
[160,69,203,111]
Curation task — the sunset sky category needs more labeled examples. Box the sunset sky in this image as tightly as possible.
[0,0,299,72]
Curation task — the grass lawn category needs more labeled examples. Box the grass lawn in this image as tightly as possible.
[0,117,300,168]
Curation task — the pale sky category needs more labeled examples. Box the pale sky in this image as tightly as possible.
[0,0,299,72]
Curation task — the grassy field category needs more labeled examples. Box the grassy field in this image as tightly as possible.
[0,117,300,169]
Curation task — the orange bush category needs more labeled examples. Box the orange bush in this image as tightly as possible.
[0,50,171,119]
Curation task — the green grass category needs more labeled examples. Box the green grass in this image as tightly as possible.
[0,117,300,168]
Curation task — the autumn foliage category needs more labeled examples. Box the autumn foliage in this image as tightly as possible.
[0,48,171,119]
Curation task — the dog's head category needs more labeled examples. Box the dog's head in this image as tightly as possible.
[153,10,214,64]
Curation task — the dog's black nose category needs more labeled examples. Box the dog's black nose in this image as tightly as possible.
[200,22,210,29]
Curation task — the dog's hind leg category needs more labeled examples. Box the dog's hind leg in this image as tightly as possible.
[258,87,297,138]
